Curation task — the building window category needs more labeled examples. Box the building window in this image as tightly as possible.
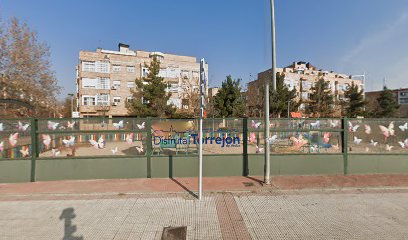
[181,70,189,79]
[97,78,110,89]
[97,94,109,106]
[112,80,121,89]
[82,78,98,88]
[142,67,149,77]
[112,65,121,72]
[82,61,95,72]
[339,84,348,91]
[192,71,199,79]
[126,96,133,103]
[159,68,166,78]
[112,97,121,104]
[127,66,135,73]
[127,81,135,88]
[166,84,179,93]
[301,81,311,91]
[96,61,109,73]
[182,99,189,109]
[82,95,96,106]
[400,98,408,104]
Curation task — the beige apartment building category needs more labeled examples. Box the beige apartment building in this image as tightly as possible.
[247,61,364,117]
[76,43,208,117]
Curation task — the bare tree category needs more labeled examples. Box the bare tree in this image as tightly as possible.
[0,17,61,117]
[179,76,200,117]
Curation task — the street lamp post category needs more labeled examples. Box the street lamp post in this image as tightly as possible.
[264,0,277,185]
[287,100,290,118]
[68,94,74,118]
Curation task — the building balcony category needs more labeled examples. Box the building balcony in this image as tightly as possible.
[80,105,111,113]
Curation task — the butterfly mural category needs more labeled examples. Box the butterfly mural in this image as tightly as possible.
[398,139,408,149]
[89,136,105,149]
[111,147,118,155]
[62,136,75,147]
[310,120,320,129]
[290,135,308,148]
[399,123,408,132]
[17,121,30,131]
[52,148,61,157]
[113,120,124,130]
[42,134,51,148]
[67,121,75,129]
[348,121,360,133]
[9,133,18,147]
[135,145,144,153]
[137,122,145,130]
[47,121,59,130]
[379,122,395,141]
[249,133,256,143]
[20,147,30,157]
[323,132,330,144]
[126,133,134,144]
[251,120,261,129]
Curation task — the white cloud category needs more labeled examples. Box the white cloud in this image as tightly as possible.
[339,12,408,91]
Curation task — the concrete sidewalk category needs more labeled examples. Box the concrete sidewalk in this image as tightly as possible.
[1,189,408,239]
[1,174,408,198]
[2,175,408,239]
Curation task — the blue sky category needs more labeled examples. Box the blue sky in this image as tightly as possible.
[1,0,408,99]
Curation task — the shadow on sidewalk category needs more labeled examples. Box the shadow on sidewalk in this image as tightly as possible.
[245,176,264,185]
[59,208,83,240]
[171,178,198,198]
[169,155,198,198]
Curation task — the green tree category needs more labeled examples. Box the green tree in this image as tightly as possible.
[269,73,298,118]
[249,73,298,118]
[60,97,72,118]
[213,75,245,117]
[126,57,176,117]
[307,78,334,117]
[343,82,366,117]
[376,86,399,117]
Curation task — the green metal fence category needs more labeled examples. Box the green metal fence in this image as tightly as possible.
[0,117,407,182]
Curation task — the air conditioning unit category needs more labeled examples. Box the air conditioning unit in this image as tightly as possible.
[112,102,118,106]
[111,86,117,90]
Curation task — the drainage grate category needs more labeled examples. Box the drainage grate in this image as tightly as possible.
[161,226,187,240]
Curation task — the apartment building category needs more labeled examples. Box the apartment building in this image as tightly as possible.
[76,43,208,117]
[246,61,364,117]
[365,88,408,117]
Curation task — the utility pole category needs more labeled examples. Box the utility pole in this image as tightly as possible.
[264,0,277,185]
[68,93,74,117]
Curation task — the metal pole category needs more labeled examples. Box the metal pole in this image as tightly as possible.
[198,58,206,200]
[287,101,290,118]
[264,0,276,185]
[71,97,74,115]
[68,94,74,117]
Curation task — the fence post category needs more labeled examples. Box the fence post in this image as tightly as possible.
[146,117,152,178]
[342,118,349,175]
[242,117,249,176]
[30,118,38,182]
